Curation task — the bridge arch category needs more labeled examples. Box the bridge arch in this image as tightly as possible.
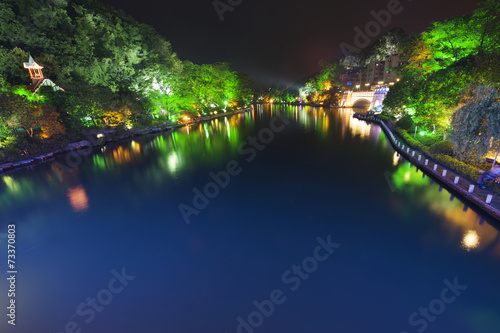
[352,98,371,108]
[340,88,389,110]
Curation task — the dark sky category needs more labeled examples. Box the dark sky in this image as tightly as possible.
[99,0,483,87]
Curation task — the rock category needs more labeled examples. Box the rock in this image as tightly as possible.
[2,163,13,170]
[67,140,92,150]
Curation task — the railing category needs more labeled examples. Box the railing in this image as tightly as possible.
[352,113,498,218]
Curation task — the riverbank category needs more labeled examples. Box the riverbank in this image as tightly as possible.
[354,113,500,222]
[0,106,253,175]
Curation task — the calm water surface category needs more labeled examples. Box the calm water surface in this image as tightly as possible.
[1,105,499,333]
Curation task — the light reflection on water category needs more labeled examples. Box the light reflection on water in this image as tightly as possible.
[390,157,500,256]
[1,106,497,239]
[1,104,500,333]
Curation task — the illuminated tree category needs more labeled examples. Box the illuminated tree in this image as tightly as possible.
[399,35,435,76]
[471,0,500,53]
[422,15,482,71]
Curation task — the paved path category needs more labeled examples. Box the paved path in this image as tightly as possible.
[354,113,500,222]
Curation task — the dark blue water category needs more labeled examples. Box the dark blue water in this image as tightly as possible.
[1,105,499,333]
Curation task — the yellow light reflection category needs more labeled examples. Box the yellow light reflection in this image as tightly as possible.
[462,230,480,251]
[67,185,89,212]
[111,146,132,164]
[131,141,141,154]
[349,117,371,139]
[393,151,400,166]
[404,171,410,183]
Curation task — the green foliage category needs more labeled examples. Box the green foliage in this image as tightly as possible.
[430,153,480,181]
[385,56,475,131]
[429,141,456,156]
[375,114,392,121]
[395,127,429,152]
[386,0,500,133]
[164,61,250,115]
[395,127,480,182]
[417,134,442,147]
[0,0,251,144]
[299,61,342,103]
[422,16,481,71]
[396,114,414,130]
[11,86,44,102]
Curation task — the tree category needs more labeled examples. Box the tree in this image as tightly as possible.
[360,28,407,65]
[450,85,500,163]
[399,35,435,76]
[471,0,500,54]
[422,15,481,71]
[59,84,120,128]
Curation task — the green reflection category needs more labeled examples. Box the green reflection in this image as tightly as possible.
[389,161,500,254]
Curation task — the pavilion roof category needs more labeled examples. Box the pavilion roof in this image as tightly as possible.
[23,54,43,69]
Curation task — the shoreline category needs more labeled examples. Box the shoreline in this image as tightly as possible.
[354,113,500,223]
[0,106,253,176]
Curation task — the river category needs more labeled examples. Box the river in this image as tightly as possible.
[1,104,499,333]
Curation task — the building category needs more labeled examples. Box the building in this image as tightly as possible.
[23,54,64,94]
[340,54,406,90]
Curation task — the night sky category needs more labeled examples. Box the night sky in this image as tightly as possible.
[99,0,484,87]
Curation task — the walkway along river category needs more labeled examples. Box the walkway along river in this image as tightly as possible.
[354,113,500,221]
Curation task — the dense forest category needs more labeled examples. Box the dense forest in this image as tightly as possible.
[0,0,251,161]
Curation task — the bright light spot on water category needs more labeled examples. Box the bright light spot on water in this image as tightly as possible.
[404,171,410,183]
[462,230,480,251]
[226,118,230,139]
[67,185,89,212]
[204,123,209,139]
[393,151,400,166]
[167,152,178,173]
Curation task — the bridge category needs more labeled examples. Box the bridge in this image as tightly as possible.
[340,88,389,110]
